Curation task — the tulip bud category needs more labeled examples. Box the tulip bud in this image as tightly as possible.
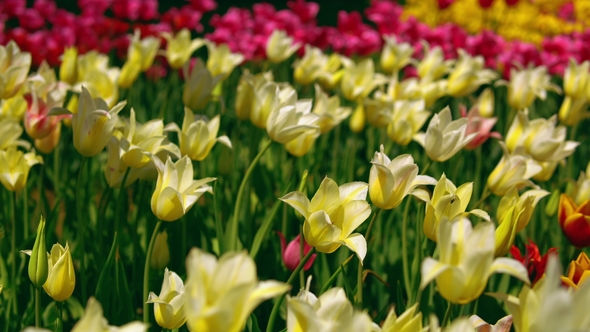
[35,122,62,154]
[44,242,76,301]
[545,189,561,217]
[277,232,316,271]
[59,47,78,85]
[28,216,48,288]
[349,103,365,133]
[150,230,170,270]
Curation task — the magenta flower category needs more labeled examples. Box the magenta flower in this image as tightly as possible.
[287,0,319,24]
[189,0,217,13]
[460,103,502,150]
[277,232,317,271]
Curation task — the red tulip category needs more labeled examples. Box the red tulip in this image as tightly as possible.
[277,232,316,271]
[437,0,455,10]
[558,194,590,248]
[479,0,495,8]
[510,241,557,285]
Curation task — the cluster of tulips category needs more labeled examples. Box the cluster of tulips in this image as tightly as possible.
[1,0,590,332]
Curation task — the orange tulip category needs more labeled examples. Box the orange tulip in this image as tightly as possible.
[561,252,590,289]
[558,194,590,247]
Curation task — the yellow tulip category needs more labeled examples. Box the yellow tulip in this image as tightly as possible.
[312,84,351,134]
[476,88,495,118]
[572,162,590,205]
[0,93,27,121]
[149,231,170,270]
[182,58,222,111]
[75,50,109,84]
[497,66,561,110]
[151,156,216,222]
[250,82,297,129]
[380,37,414,74]
[49,86,125,157]
[349,102,366,133]
[266,100,320,144]
[379,304,426,332]
[147,268,186,329]
[287,283,374,332]
[420,79,447,108]
[128,30,161,72]
[0,118,30,150]
[487,143,543,196]
[284,127,320,157]
[421,217,529,304]
[0,147,43,192]
[558,96,589,127]
[563,59,590,99]
[492,255,590,332]
[43,242,75,302]
[34,122,62,154]
[103,136,144,189]
[413,106,477,162]
[317,53,346,90]
[364,97,391,128]
[118,61,141,89]
[417,43,454,81]
[235,69,273,120]
[375,76,421,103]
[168,108,231,161]
[266,30,300,64]
[340,58,386,101]
[161,29,204,69]
[74,52,121,107]
[72,297,147,332]
[206,41,244,79]
[184,248,290,332]
[387,99,431,146]
[494,187,549,256]
[414,173,490,241]
[59,46,78,85]
[0,41,32,99]
[281,177,371,261]
[293,45,327,86]
[369,145,436,210]
[447,49,498,97]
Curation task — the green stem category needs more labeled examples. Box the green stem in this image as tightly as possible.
[320,254,354,294]
[364,208,382,244]
[35,287,41,327]
[114,167,131,235]
[266,248,316,332]
[421,161,433,175]
[143,220,163,324]
[23,185,29,239]
[76,156,89,303]
[472,184,490,210]
[55,301,63,332]
[226,139,273,252]
[9,190,17,315]
[442,302,454,326]
[356,258,363,309]
[299,223,305,289]
[401,198,413,304]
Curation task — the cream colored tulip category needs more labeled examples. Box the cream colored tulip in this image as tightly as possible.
[317,53,347,90]
[374,76,421,103]
[476,87,495,118]
[0,41,32,99]
[59,46,78,85]
[293,45,327,86]
[558,96,589,126]
[379,304,427,332]
[369,145,436,210]
[572,162,590,205]
[414,173,490,241]
[147,268,186,329]
[151,156,216,222]
[487,143,542,196]
[447,50,498,97]
[104,136,144,189]
[563,59,590,99]
[498,66,561,111]
[72,297,147,332]
[266,30,300,63]
[0,93,27,121]
[119,30,160,88]
[0,117,30,150]
[161,29,205,69]
[469,315,513,332]
[43,242,75,302]
[266,100,320,144]
[387,99,431,146]
[380,37,414,74]
[235,69,273,120]
[0,147,43,192]
[421,217,530,304]
[184,248,290,332]
[182,58,222,111]
[413,106,477,162]
[340,58,386,101]
[420,79,448,108]
[206,41,244,79]
[417,44,454,82]
[284,128,321,157]
[168,108,231,161]
[250,82,296,129]
[312,84,351,133]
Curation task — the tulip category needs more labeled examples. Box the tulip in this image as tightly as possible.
[470,315,513,332]
[492,255,590,332]
[235,70,273,120]
[414,173,490,241]
[459,104,502,150]
[387,99,431,146]
[284,128,321,157]
[0,41,32,99]
[118,61,141,90]
[281,177,371,261]
[161,29,205,69]
[24,92,62,140]
[293,45,327,86]
[349,102,366,133]
[495,187,549,256]
[369,145,437,210]
[413,106,477,162]
[287,281,373,332]
[266,30,300,64]
[447,50,498,97]
[380,37,413,74]
[128,30,161,73]
[0,146,43,192]
[147,268,186,329]
[558,96,589,127]
[0,118,30,150]
[421,217,529,304]
[184,248,290,332]
[364,98,391,128]
[267,100,320,144]
[72,297,147,332]
[561,252,590,289]
[168,108,231,161]
[49,87,126,157]
[312,84,351,133]
[497,65,561,111]
[150,231,170,270]
[59,46,78,85]
[277,232,316,271]
[420,79,448,108]
[43,242,75,302]
[75,52,121,108]
[206,41,245,79]
[563,59,590,99]
[104,137,144,189]
[375,76,421,103]
[317,53,347,90]
[26,216,48,288]
[340,58,386,101]
[477,87,495,118]
[558,194,590,248]
[379,304,425,332]
[32,116,60,155]
[510,241,557,286]
[417,44,454,82]
[572,162,590,205]
[487,143,542,196]
[250,82,296,129]
[0,94,27,121]
[151,156,216,222]
[182,58,223,111]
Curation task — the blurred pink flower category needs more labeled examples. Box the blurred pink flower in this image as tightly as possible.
[277,232,316,271]
[18,8,45,31]
[2,0,26,18]
[189,0,217,13]
[365,1,403,36]
[460,104,501,150]
[24,93,62,139]
[78,0,112,16]
[112,0,142,21]
[287,0,319,24]
[163,6,204,32]
[33,0,57,19]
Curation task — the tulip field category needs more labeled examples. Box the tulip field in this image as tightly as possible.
[2,0,590,331]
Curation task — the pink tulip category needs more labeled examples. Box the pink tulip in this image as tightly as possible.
[287,0,319,24]
[460,104,502,150]
[33,0,57,19]
[24,93,64,140]
[189,0,217,13]
[277,232,316,271]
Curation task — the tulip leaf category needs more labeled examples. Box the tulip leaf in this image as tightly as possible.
[246,313,262,332]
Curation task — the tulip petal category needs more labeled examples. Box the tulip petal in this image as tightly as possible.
[490,257,531,285]
[339,182,368,203]
[342,233,367,263]
[280,192,311,219]
[420,257,450,290]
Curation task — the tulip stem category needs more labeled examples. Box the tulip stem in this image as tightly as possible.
[320,254,355,294]
[364,208,382,243]
[9,190,17,315]
[227,139,273,252]
[55,301,63,332]
[143,220,163,325]
[442,301,454,326]
[76,156,89,303]
[35,287,41,327]
[473,184,490,210]
[401,198,413,304]
[356,259,363,309]
[114,167,131,236]
[266,248,316,332]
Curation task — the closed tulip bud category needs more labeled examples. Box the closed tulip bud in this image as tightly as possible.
[235,70,269,120]
[59,47,78,85]
[487,143,542,196]
[558,194,590,248]
[277,232,316,271]
[250,82,280,129]
[44,242,75,302]
[150,231,170,270]
[0,41,32,99]
[0,147,43,192]
[477,88,495,118]
[151,156,216,222]
[182,58,222,111]
[413,106,477,162]
[27,216,48,288]
[387,99,431,146]
[147,268,186,329]
[161,29,205,70]
[266,30,300,64]
[349,102,365,133]
[206,41,244,79]
[380,37,413,74]
[545,189,561,217]
[421,217,529,304]
[293,45,327,86]
[369,145,436,210]
[447,50,498,97]
[267,100,320,144]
